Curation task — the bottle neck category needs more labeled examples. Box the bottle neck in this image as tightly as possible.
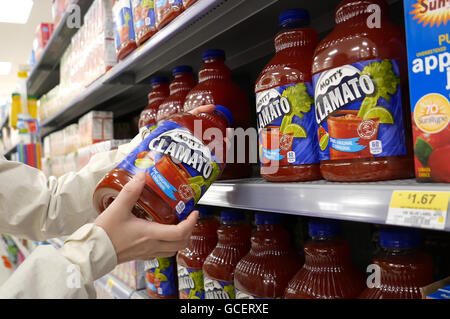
[198,58,231,82]
[274,28,318,54]
[335,0,388,25]
[148,83,170,104]
[170,73,196,95]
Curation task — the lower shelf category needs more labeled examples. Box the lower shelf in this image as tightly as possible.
[199,178,450,231]
[95,274,148,299]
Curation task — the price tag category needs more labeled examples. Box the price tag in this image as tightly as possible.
[387,191,450,230]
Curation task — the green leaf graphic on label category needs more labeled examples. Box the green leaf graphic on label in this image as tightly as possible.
[224,284,236,299]
[187,270,204,298]
[280,114,294,133]
[204,162,220,189]
[157,258,170,271]
[155,273,168,282]
[361,59,400,102]
[357,96,378,118]
[414,137,433,167]
[363,107,394,124]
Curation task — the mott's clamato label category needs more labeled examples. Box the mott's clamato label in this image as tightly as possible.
[405,0,450,182]
[113,0,136,48]
[155,0,182,8]
[204,277,235,299]
[117,121,221,221]
[132,0,156,29]
[145,258,176,297]
[313,59,407,160]
[256,83,319,166]
[177,265,205,299]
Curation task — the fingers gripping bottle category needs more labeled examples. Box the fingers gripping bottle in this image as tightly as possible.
[138,76,170,130]
[157,66,196,123]
[184,49,252,179]
[145,256,178,299]
[359,228,434,299]
[177,206,220,299]
[312,0,414,181]
[203,210,252,299]
[93,105,234,224]
[234,213,304,299]
[255,9,321,182]
[284,219,365,299]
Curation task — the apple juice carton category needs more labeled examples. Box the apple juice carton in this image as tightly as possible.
[404,0,450,182]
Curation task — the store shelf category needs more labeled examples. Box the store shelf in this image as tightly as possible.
[96,274,148,299]
[27,0,93,98]
[199,178,450,231]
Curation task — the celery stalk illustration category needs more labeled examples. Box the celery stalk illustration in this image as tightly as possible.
[280,83,313,138]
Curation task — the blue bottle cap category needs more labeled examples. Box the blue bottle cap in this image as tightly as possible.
[214,105,234,126]
[255,213,281,225]
[221,209,245,223]
[379,228,421,249]
[279,9,310,27]
[172,65,193,75]
[151,76,169,85]
[202,49,226,61]
[308,219,341,237]
[195,205,215,218]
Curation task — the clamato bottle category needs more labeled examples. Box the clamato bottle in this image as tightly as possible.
[284,219,365,299]
[155,0,184,30]
[312,0,414,181]
[359,228,434,299]
[157,66,196,123]
[113,0,137,60]
[203,210,252,299]
[234,213,304,299]
[177,206,220,299]
[145,256,178,299]
[138,76,170,130]
[255,9,321,182]
[184,49,252,179]
[93,105,234,224]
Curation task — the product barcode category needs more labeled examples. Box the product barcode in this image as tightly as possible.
[404,215,431,226]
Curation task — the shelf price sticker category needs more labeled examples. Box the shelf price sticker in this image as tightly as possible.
[387,191,450,230]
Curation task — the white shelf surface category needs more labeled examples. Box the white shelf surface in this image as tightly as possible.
[96,274,148,299]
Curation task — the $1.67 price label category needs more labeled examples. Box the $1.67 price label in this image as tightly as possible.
[387,191,450,230]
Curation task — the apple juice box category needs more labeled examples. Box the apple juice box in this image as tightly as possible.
[404,0,450,182]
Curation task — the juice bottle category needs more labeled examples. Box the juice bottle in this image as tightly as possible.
[157,65,196,123]
[234,213,304,299]
[138,76,170,130]
[312,0,414,182]
[182,0,197,9]
[255,9,321,182]
[177,206,220,299]
[93,105,233,224]
[359,228,434,299]
[27,95,38,119]
[203,209,251,299]
[184,49,252,179]
[145,256,178,299]
[155,0,184,30]
[132,0,157,46]
[113,0,137,61]
[284,219,365,299]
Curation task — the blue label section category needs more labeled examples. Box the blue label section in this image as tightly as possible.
[178,265,205,299]
[146,257,176,297]
[155,0,167,7]
[204,277,235,299]
[148,166,177,200]
[313,59,406,161]
[133,0,156,29]
[256,82,319,166]
[113,0,136,49]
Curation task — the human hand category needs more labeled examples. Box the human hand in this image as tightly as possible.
[94,172,198,264]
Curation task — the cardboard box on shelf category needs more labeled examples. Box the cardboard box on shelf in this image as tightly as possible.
[78,111,114,148]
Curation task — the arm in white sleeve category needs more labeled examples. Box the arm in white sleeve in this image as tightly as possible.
[0,134,141,241]
[0,224,117,299]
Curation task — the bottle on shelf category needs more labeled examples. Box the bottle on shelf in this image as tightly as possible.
[145,256,178,299]
[27,95,38,120]
[93,105,233,224]
[255,9,321,182]
[113,0,138,61]
[234,213,304,299]
[155,0,184,30]
[138,76,170,130]
[10,93,22,129]
[359,227,434,299]
[157,65,196,123]
[132,0,157,46]
[203,209,252,299]
[284,219,365,299]
[312,0,414,182]
[182,0,197,9]
[184,49,252,180]
[177,206,220,299]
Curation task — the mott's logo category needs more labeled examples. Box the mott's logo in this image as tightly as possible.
[410,0,450,27]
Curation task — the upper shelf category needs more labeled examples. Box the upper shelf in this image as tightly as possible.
[199,178,450,232]
[27,0,93,98]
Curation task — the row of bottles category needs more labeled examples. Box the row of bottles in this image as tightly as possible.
[144,207,439,299]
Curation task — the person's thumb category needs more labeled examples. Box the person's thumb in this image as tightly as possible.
[109,172,146,212]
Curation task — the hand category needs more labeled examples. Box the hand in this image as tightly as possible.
[94,172,198,264]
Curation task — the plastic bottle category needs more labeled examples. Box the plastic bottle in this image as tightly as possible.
[10,93,22,129]
[234,213,304,299]
[177,206,220,299]
[203,209,251,299]
[138,76,170,130]
[312,0,414,181]
[132,0,157,46]
[155,0,184,30]
[359,228,434,299]
[284,219,365,299]
[157,65,196,123]
[27,95,38,119]
[184,49,252,179]
[145,256,178,299]
[113,0,137,61]
[255,9,321,182]
[93,105,233,224]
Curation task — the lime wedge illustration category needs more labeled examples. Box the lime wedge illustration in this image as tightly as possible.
[188,176,205,185]
[319,133,329,151]
[155,273,168,282]
[191,183,202,203]
[363,107,394,124]
[283,123,307,138]
[135,158,154,169]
